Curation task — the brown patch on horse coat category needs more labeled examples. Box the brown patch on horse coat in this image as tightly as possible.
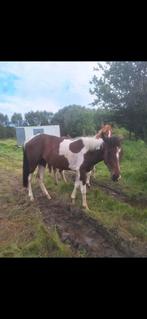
[79,149,104,184]
[69,139,84,153]
[48,155,69,171]
[25,134,70,173]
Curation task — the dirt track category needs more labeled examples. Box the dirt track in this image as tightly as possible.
[1,168,145,257]
[35,190,138,257]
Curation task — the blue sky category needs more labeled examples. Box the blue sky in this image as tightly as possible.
[0,62,99,120]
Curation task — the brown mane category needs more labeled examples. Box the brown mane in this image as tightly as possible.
[95,124,112,139]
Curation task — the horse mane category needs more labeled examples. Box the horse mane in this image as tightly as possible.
[95,124,112,139]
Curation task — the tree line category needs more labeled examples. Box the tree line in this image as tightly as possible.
[0,107,109,138]
[0,111,54,127]
[1,62,147,140]
[0,111,54,138]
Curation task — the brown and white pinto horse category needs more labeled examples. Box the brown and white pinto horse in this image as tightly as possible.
[23,133,122,209]
[48,125,112,186]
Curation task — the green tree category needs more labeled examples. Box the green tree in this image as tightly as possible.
[93,108,115,130]
[24,111,53,126]
[90,62,147,140]
[11,113,23,127]
[51,105,96,137]
[0,126,16,138]
[0,113,9,126]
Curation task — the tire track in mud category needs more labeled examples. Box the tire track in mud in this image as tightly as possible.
[91,178,147,208]
[35,192,138,257]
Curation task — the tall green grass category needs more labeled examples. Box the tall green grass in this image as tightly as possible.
[0,139,22,170]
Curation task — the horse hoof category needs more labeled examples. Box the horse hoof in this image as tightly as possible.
[47,195,51,200]
[82,205,89,210]
[71,198,75,205]
[30,197,34,202]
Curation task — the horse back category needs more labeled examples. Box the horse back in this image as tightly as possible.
[24,134,63,172]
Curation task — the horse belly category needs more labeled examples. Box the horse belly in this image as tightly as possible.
[49,154,69,171]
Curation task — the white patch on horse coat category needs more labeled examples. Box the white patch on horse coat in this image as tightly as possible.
[82,137,104,151]
[108,130,111,137]
[59,137,104,171]
[116,147,121,178]
[116,147,121,160]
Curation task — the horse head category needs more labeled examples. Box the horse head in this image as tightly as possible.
[102,136,123,182]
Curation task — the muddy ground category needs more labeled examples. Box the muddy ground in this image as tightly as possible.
[1,169,147,257]
[35,193,138,257]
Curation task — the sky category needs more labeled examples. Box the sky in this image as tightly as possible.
[0,62,99,120]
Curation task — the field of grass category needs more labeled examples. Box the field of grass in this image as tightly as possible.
[1,132,147,256]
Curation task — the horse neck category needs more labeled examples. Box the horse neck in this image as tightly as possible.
[95,148,104,164]
[86,148,104,168]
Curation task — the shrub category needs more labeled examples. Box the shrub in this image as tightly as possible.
[0,126,16,139]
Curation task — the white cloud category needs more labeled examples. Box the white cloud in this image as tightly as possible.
[0,96,59,119]
[0,61,101,118]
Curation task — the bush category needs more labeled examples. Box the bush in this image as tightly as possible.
[0,126,16,139]
[112,125,130,139]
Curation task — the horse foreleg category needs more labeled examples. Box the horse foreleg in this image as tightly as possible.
[79,170,89,209]
[86,171,91,188]
[28,173,34,201]
[71,172,80,204]
[38,165,51,200]
[80,182,89,210]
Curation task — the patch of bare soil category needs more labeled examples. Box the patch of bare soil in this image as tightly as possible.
[35,190,140,257]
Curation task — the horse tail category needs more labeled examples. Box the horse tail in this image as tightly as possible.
[23,146,30,187]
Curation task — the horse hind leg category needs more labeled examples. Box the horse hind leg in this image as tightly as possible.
[55,169,67,184]
[37,165,51,200]
[53,168,59,185]
[28,173,34,201]
[93,166,96,178]
[60,170,67,183]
